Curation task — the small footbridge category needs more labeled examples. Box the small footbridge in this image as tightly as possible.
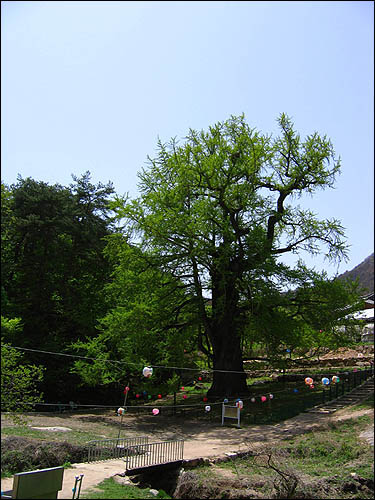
[87,436,184,474]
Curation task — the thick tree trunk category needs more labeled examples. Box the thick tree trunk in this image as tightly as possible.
[207,327,249,398]
[206,267,249,398]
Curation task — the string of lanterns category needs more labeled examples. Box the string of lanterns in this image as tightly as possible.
[116,365,345,417]
[304,375,340,388]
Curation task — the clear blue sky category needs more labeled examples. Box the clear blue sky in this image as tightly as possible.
[2,1,374,277]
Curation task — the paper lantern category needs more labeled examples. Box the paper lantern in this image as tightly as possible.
[183,394,187,399]
[152,408,159,415]
[236,400,243,409]
[205,405,211,412]
[304,377,313,385]
[157,394,162,399]
[293,388,299,393]
[223,398,229,404]
[251,397,256,403]
[135,394,140,399]
[286,348,291,353]
[309,384,314,389]
[198,377,202,381]
[332,376,340,383]
[143,366,153,378]
[321,377,330,385]
[203,397,208,402]
[269,394,274,399]
[148,395,152,400]
[117,407,125,415]
[123,386,130,394]
[181,386,185,391]
[261,396,267,403]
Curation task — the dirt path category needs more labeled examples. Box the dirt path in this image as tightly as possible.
[1,406,373,498]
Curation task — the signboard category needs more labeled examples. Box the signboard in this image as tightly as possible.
[221,403,241,428]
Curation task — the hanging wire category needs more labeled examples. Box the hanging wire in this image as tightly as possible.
[1,344,255,375]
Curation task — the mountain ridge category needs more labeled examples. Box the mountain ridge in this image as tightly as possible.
[337,253,374,293]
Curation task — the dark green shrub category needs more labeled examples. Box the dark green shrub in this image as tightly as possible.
[1,436,89,475]
[1,450,33,476]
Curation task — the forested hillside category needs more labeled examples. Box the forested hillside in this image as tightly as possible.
[337,253,374,293]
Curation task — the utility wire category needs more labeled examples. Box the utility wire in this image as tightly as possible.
[2,344,256,375]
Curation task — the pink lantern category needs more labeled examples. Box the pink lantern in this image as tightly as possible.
[124,386,130,394]
[181,386,185,391]
[135,394,140,399]
[152,408,159,415]
[183,394,187,399]
[198,377,202,381]
[261,396,267,403]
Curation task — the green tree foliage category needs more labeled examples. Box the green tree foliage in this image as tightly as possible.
[106,113,362,397]
[1,173,115,400]
[1,317,44,424]
[71,235,198,392]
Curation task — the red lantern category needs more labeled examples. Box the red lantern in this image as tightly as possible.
[158,394,162,399]
[135,394,140,398]
[198,377,202,381]
[181,386,185,391]
[203,397,208,402]
[183,394,187,399]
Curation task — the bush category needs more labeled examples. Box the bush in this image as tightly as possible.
[1,450,34,476]
[1,436,89,475]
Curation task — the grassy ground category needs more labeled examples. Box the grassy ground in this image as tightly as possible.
[1,426,102,445]
[184,402,374,499]
[80,478,171,499]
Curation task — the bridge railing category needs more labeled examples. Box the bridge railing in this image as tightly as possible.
[125,439,184,472]
[87,436,149,462]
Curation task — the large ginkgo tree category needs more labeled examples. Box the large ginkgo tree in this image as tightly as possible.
[110,113,361,397]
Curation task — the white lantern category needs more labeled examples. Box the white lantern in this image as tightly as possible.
[205,405,211,412]
[143,366,153,378]
[117,407,125,415]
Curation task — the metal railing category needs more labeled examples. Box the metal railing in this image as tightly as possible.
[125,439,184,472]
[322,366,374,404]
[87,436,149,462]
